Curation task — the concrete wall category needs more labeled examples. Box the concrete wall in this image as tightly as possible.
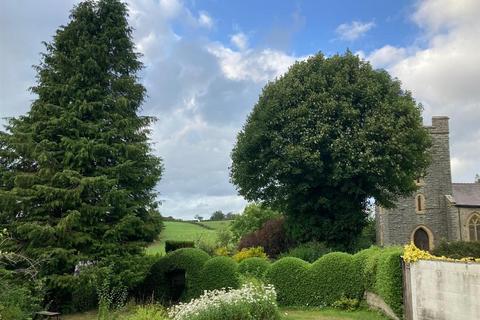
[406,260,480,320]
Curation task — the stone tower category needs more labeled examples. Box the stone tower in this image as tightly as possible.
[376,116,454,250]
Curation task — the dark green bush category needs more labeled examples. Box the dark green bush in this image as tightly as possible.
[165,240,195,253]
[374,247,403,317]
[265,257,309,306]
[238,257,270,279]
[144,248,210,302]
[278,242,331,263]
[305,252,362,306]
[432,240,480,259]
[0,270,42,320]
[199,256,240,292]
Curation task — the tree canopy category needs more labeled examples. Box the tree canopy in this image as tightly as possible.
[230,52,430,249]
[0,0,163,301]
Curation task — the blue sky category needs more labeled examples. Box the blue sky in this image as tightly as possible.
[1,0,479,219]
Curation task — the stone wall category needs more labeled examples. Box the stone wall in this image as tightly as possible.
[377,116,454,248]
[404,260,480,320]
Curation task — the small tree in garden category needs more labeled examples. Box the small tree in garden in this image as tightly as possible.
[0,0,162,306]
[230,203,281,240]
[230,52,431,249]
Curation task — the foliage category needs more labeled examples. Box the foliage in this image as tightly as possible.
[332,297,360,312]
[230,51,431,249]
[432,240,480,260]
[238,257,270,280]
[352,246,381,292]
[374,248,403,317]
[96,272,128,320]
[265,257,309,306]
[278,242,331,263]
[305,252,362,306]
[213,247,230,256]
[0,0,163,308]
[232,247,268,262]
[168,283,281,320]
[230,204,282,240]
[199,256,240,292]
[238,218,290,257]
[352,216,377,252]
[165,241,194,253]
[0,270,43,320]
[404,242,480,263]
[209,211,226,221]
[144,248,210,302]
[125,304,169,320]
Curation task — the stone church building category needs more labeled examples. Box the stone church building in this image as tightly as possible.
[376,116,480,251]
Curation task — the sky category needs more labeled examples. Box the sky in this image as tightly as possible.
[1,0,479,219]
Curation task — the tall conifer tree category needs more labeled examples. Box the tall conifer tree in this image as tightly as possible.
[0,0,162,284]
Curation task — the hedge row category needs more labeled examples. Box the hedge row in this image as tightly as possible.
[143,246,403,316]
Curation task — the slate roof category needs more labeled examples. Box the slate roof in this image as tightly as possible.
[452,183,480,207]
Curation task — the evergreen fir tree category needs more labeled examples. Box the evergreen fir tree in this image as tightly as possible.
[0,0,163,299]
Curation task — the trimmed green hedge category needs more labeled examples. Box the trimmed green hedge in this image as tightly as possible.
[199,256,240,292]
[265,257,309,306]
[432,240,480,259]
[145,248,210,302]
[305,252,362,306]
[238,257,270,280]
[374,248,403,317]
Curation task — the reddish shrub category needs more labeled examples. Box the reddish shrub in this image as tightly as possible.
[238,217,290,257]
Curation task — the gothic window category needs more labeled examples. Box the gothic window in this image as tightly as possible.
[468,213,480,241]
[413,227,430,251]
[416,194,425,213]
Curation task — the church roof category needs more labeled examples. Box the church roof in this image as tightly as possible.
[452,183,480,207]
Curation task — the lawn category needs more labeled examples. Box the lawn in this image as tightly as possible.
[63,307,388,320]
[146,221,217,255]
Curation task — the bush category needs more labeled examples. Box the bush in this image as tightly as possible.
[165,240,195,253]
[352,246,381,293]
[232,247,267,262]
[238,257,270,279]
[432,240,480,259]
[265,257,309,306]
[305,252,362,306]
[230,204,282,240]
[238,218,290,257]
[0,270,42,320]
[278,242,331,263]
[374,247,403,317]
[144,248,211,302]
[168,283,281,320]
[332,297,360,311]
[199,257,240,292]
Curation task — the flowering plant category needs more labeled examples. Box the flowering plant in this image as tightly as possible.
[168,282,281,320]
[403,243,480,263]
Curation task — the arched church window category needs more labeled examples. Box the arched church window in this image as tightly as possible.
[468,213,480,241]
[416,194,425,213]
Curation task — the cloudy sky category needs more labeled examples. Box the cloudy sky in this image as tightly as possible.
[1,0,479,219]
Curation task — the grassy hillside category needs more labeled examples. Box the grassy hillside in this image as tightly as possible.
[146,221,217,255]
[198,220,232,230]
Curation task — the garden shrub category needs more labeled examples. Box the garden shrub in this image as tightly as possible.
[432,240,480,259]
[352,246,381,293]
[168,283,281,320]
[0,270,42,320]
[374,247,403,317]
[144,248,211,302]
[232,247,267,262]
[238,257,270,279]
[199,256,240,292]
[238,217,290,257]
[278,241,331,263]
[265,257,309,306]
[165,240,195,253]
[230,203,282,240]
[305,252,362,306]
[332,296,360,311]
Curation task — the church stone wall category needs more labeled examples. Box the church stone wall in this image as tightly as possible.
[378,117,453,248]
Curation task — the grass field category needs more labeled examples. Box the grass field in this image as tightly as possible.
[198,219,232,230]
[146,221,217,255]
[64,307,388,320]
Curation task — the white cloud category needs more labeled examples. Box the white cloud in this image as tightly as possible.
[198,11,213,29]
[230,32,249,50]
[363,0,480,182]
[336,20,375,41]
